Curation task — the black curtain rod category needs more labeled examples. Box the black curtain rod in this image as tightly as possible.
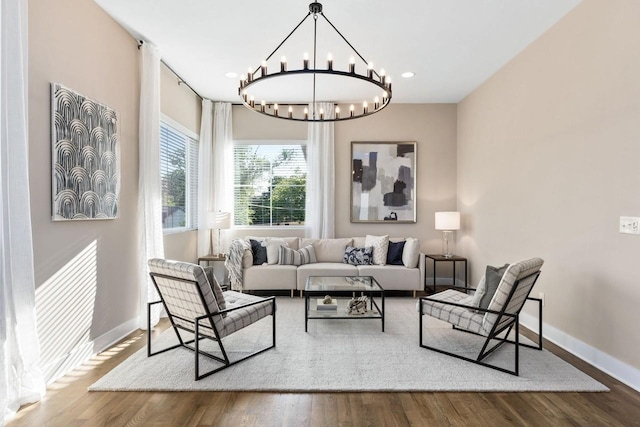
[138,40,204,101]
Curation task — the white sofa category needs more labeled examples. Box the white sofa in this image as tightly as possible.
[240,237,425,297]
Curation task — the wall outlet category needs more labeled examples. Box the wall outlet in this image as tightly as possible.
[539,292,545,306]
[620,216,640,234]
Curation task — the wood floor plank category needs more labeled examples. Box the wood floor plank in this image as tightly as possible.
[7,316,640,427]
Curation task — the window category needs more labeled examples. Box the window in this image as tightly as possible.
[160,119,198,231]
[233,142,307,226]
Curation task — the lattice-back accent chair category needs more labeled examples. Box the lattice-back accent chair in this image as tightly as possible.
[147,258,276,380]
[419,257,543,376]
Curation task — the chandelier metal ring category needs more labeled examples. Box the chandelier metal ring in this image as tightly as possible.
[238,2,392,122]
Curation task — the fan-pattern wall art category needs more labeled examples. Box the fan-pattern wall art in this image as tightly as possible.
[51,83,120,220]
[351,141,417,223]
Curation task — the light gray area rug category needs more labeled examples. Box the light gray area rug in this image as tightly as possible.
[89,298,608,392]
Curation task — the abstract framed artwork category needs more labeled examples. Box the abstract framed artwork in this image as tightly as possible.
[51,83,120,220]
[351,141,417,223]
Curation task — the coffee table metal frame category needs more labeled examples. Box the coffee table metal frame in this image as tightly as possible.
[304,276,385,332]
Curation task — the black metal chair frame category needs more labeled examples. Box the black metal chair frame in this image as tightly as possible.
[148,272,276,381]
[419,270,542,376]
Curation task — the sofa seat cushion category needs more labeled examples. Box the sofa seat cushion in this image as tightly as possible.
[243,264,297,290]
[296,263,358,290]
[356,265,421,291]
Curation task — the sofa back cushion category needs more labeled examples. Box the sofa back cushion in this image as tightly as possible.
[301,238,353,263]
[246,236,300,250]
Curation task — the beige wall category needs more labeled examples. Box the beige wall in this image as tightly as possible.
[336,104,458,250]
[160,64,202,263]
[457,1,640,370]
[29,0,140,380]
[229,104,457,248]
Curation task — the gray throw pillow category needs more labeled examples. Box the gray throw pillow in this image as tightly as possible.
[478,264,509,310]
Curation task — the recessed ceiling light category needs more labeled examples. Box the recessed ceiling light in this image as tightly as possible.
[225,72,238,78]
[401,72,415,78]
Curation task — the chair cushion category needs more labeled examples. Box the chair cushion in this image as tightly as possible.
[365,235,389,265]
[418,289,484,334]
[147,259,224,335]
[204,267,227,312]
[222,291,274,337]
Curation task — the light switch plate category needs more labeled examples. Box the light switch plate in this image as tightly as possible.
[620,216,640,234]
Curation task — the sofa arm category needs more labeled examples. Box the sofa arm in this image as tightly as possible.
[418,253,426,290]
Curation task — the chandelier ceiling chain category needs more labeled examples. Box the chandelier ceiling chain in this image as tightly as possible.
[238,2,392,122]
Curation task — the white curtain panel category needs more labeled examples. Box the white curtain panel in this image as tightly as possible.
[197,99,214,257]
[211,103,233,252]
[137,42,164,329]
[1,0,46,421]
[305,102,335,238]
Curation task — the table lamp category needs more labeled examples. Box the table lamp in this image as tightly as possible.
[435,211,460,258]
[208,211,231,256]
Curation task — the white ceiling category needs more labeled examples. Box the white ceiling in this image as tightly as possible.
[95,0,580,103]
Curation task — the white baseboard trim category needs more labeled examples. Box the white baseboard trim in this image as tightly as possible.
[43,317,139,385]
[520,312,640,392]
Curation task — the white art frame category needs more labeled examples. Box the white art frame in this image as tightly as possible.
[350,141,417,223]
[51,83,120,220]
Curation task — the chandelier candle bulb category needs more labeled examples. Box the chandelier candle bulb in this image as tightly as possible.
[335,106,340,118]
[249,96,255,108]
[304,107,309,120]
[260,100,266,112]
[288,106,293,118]
[349,56,355,73]
[380,68,386,85]
[261,60,267,76]
[327,53,333,70]
[239,75,246,88]
[273,103,278,116]
[383,91,388,104]
[374,96,380,109]
[303,52,309,70]
[350,104,355,117]
[387,77,392,92]
[367,62,374,78]
[363,101,368,114]
[280,56,287,72]
[247,68,253,82]
[242,90,247,102]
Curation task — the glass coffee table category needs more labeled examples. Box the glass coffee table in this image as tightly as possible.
[304,276,385,332]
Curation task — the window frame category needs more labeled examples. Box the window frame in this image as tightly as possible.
[160,114,199,234]
[233,139,308,230]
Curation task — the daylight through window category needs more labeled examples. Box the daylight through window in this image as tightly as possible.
[160,120,198,230]
[233,143,307,226]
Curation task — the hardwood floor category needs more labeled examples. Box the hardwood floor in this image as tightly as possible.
[8,314,640,426]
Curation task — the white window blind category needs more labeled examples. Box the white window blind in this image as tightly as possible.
[233,143,307,226]
[160,121,198,230]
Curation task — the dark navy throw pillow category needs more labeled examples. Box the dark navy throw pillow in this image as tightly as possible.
[386,241,405,265]
[250,239,268,265]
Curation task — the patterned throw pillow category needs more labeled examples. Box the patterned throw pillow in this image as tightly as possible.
[365,235,389,265]
[278,245,317,266]
[343,246,373,266]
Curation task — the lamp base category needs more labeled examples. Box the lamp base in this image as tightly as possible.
[442,230,454,258]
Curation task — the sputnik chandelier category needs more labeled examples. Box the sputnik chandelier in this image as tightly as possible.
[238,2,392,122]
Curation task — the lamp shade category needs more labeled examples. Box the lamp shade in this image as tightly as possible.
[435,211,460,231]
[208,211,231,229]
